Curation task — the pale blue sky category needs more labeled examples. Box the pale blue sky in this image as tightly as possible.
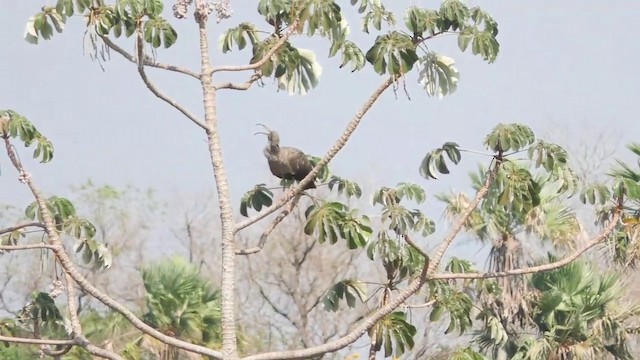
[1,1,639,255]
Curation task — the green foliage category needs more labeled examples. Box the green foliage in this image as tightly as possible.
[448,347,490,360]
[369,311,416,358]
[142,257,222,346]
[509,256,640,360]
[304,202,372,249]
[484,123,535,153]
[17,293,63,332]
[328,176,362,199]
[25,0,178,48]
[427,280,473,335]
[580,183,611,205]
[24,196,112,269]
[419,142,461,180]
[239,184,274,217]
[365,31,418,75]
[0,110,54,163]
[219,22,260,53]
[366,232,426,281]
[322,279,367,311]
[417,52,460,98]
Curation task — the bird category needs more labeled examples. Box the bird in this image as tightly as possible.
[255,123,317,190]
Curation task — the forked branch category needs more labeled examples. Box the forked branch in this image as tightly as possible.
[236,194,302,255]
[133,33,207,130]
[209,20,300,75]
[100,36,200,79]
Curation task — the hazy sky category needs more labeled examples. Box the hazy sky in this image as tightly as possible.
[2,1,639,260]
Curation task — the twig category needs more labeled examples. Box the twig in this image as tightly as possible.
[133,33,207,130]
[209,20,300,75]
[3,138,224,359]
[236,194,301,255]
[402,234,428,259]
[235,76,395,233]
[100,36,200,79]
[0,335,75,346]
[214,73,262,91]
[0,243,56,251]
[0,222,46,235]
[406,299,436,309]
[431,210,621,280]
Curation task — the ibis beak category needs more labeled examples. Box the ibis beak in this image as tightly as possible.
[255,123,271,132]
[254,131,269,136]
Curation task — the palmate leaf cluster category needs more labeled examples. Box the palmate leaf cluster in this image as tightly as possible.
[0,111,112,270]
[25,0,499,97]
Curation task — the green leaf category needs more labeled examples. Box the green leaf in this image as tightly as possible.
[417,52,460,98]
[239,184,274,217]
[419,143,463,180]
[323,279,367,311]
[483,123,535,153]
[365,31,417,76]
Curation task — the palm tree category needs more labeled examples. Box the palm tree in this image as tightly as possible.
[437,163,581,358]
[511,255,640,360]
[137,256,223,360]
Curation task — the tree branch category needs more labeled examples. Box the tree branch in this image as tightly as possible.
[209,20,300,75]
[240,155,497,360]
[3,137,224,359]
[0,243,56,251]
[0,335,76,346]
[133,33,207,130]
[214,73,262,91]
[235,76,396,233]
[100,36,200,79]
[426,161,499,274]
[236,194,301,255]
[431,209,621,280]
[0,222,46,235]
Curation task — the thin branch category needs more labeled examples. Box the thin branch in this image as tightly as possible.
[236,194,301,255]
[0,243,56,251]
[426,161,499,274]
[431,210,621,280]
[3,138,224,359]
[0,222,46,235]
[214,73,262,91]
[100,36,200,79]
[235,76,396,233]
[132,33,207,130]
[402,234,428,259]
[241,155,497,360]
[209,20,300,75]
[406,299,436,309]
[0,335,76,346]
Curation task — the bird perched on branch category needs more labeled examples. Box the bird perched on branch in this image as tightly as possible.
[255,123,317,190]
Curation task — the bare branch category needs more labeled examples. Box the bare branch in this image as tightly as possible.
[0,243,56,251]
[236,194,301,255]
[2,137,224,359]
[214,73,262,91]
[100,36,200,79]
[403,234,428,259]
[209,20,300,75]
[235,76,396,233]
[0,222,46,235]
[133,34,207,130]
[0,335,76,346]
[431,210,621,280]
